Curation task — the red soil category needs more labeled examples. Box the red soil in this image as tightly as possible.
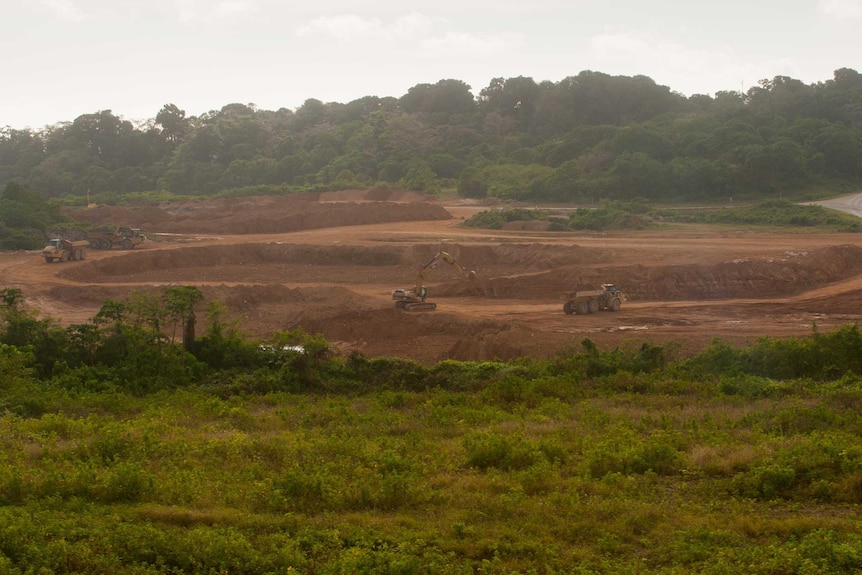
[4,189,862,364]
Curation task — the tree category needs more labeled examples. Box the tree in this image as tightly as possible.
[478,76,541,131]
[400,159,439,192]
[809,125,861,178]
[0,69,859,205]
[65,110,135,168]
[609,152,670,199]
[400,79,476,119]
[610,124,675,161]
[0,181,66,249]
[0,127,46,185]
[163,285,203,353]
[155,103,189,144]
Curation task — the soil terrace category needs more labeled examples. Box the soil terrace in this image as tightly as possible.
[4,189,862,364]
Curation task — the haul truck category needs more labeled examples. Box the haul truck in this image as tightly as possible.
[86,226,146,250]
[563,284,625,315]
[42,239,88,263]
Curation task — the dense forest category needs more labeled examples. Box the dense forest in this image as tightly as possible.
[2,68,862,209]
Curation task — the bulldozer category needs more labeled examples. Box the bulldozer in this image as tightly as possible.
[392,251,476,311]
[563,283,626,315]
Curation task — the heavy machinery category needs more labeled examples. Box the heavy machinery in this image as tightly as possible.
[563,284,625,315]
[85,226,146,250]
[392,251,476,311]
[42,238,88,263]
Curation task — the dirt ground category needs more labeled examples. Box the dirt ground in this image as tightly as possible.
[4,189,862,364]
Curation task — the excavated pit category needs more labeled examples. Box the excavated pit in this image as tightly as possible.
[9,190,862,364]
[58,242,862,302]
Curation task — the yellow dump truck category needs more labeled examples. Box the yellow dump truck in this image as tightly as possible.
[563,284,625,315]
[86,226,146,250]
[42,239,88,263]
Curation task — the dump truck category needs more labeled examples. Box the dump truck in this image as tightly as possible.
[42,239,88,263]
[392,251,476,311]
[563,283,625,315]
[86,226,146,250]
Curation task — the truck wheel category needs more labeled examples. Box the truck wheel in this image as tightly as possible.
[588,299,600,313]
[121,239,133,250]
[610,298,621,311]
[45,256,53,263]
[576,301,589,315]
[563,301,575,315]
[60,252,69,262]
[88,240,99,249]
[101,240,112,250]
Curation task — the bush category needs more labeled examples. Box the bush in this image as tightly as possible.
[460,208,549,230]
[463,432,544,471]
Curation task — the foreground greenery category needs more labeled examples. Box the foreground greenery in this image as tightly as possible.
[1,287,862,573]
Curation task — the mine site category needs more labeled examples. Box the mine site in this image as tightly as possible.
[3,189,862,364]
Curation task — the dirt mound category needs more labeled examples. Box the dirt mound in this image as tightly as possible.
[319,189,436,202]
[205,284,376,320]
[58,243,862,304]
[626,244,862,301]
[66,193,451,235]
[57,243,412,286]
[60,242,586,287]
[300,308,539,363]
[13,190,862,367]
[444,244,862,302]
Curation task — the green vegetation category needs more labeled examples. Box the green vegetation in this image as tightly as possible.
[565,199,654,231]
[460,207,559,230]
[654,199,862,231]
[5,69,862,249]
[2,69,862,210]
[2,286,862,573]
[0,181,69,249]
[462,199,862,232]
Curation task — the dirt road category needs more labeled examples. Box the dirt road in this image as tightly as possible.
[4,190,862,364]
[805,192,862,218]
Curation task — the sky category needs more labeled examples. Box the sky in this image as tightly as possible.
[3,0,861,130]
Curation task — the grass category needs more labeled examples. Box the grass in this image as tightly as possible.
[3,295,862,572]
[461,199,862,233]
[2,377,862,573]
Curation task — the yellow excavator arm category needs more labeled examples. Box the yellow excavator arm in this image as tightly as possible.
[413,251,476,299]
[393,251,476,311]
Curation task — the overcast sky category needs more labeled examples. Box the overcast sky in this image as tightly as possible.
[4,0,861,130]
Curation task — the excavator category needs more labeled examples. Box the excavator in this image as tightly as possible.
[392,251,476,311]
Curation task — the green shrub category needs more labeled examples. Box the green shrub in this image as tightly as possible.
[101,462,153,503]
[460,208,548,229]
[585,434,682,478]
[652,199,862,231]
[734,463,798,500]
[463,432,543,471]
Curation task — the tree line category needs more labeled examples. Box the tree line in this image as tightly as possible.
[1,68,861,209]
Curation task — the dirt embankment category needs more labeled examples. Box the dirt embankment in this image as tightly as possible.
[66,190,448,235]
[6,189,862,364]
[58,242,862,303]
